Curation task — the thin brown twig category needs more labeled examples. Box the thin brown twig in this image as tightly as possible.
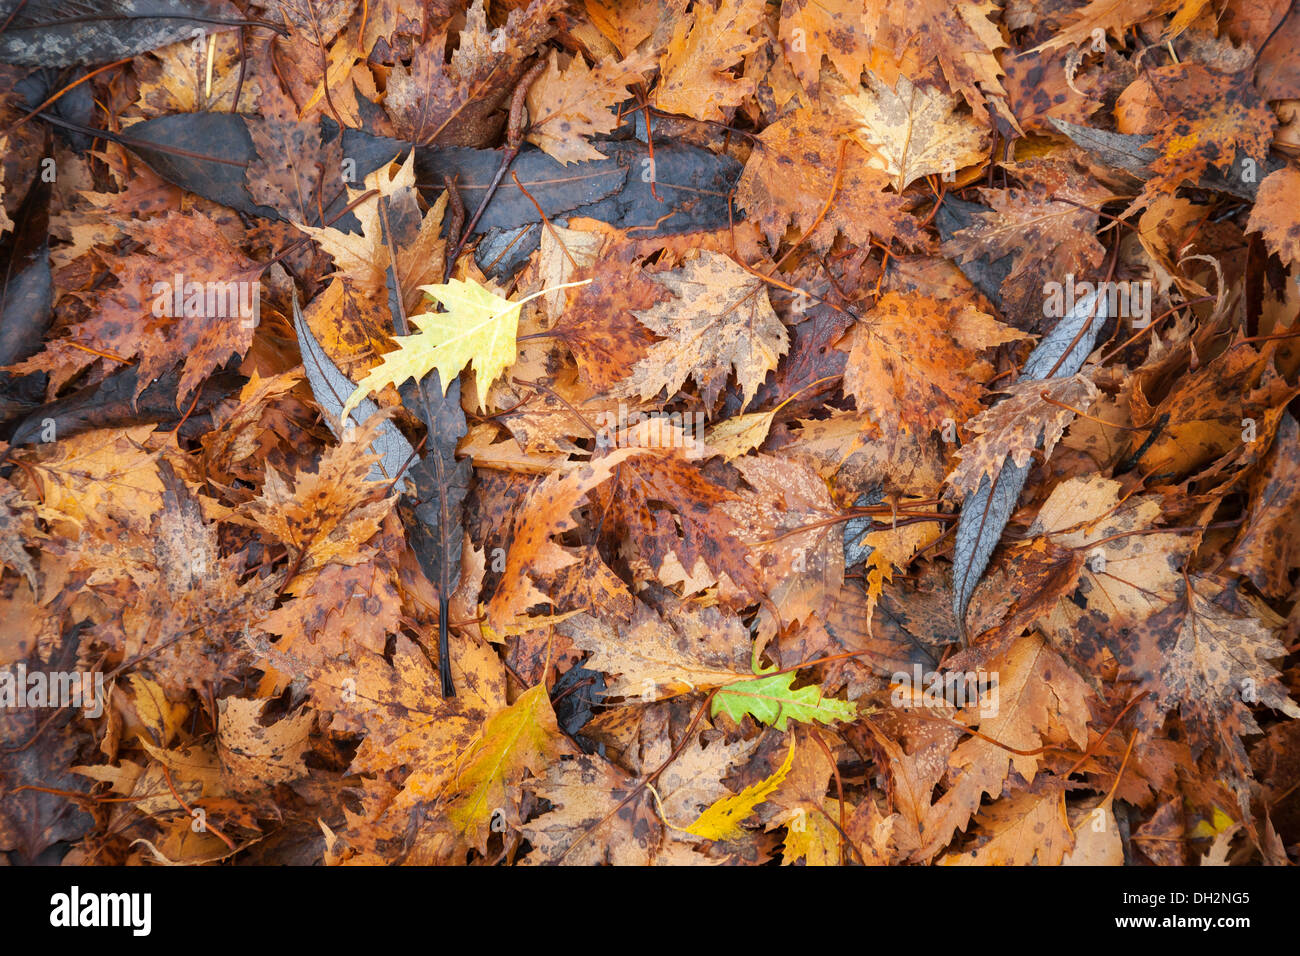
[161,765,238,852]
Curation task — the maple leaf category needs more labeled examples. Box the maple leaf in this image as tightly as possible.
[67,461,255,697]
[343,277,586,417]
[713,671,858,730]
[838,292,1021,435]
[251,625,508,860]
[942,786,1073,865]
[216,698,312,790]
[863,712,963,862]
[686,740,795,841]
[522,725,755,865]
[918,633,1092,857]
[942,186,1107,318]
[525,49,656,163]
[18,211,260,402]
[548,243,664,391]
[735,103,928,254]
[484,448,645,633]
[782,410,949,498]
[543,547,638,622]
[588,426,759,597]
[724,455,844,631]
[1031,0,1197,53]
[842,72,988,191]
[1029,475,1189,627]
[778,0,872,88]
[1247,166,1300,267]
[861,0,1007,122]
[655,0,765,121]
[444,684,565,850]
[234,419,396,578]
[520,753,679,865]
[1116,63,1276,202]
[360,0,424,53]
[197,370,302,485]
[294,153,446,322]
[558,598,753,700]
[258,558,401,694]
[492,366,628,456]
[1122,577,1300,810]
[945,373,1099,499]
[616,251,789,409]
[1000,46,1103,133]
[1130,339,1294,478]
[383,0,560,145]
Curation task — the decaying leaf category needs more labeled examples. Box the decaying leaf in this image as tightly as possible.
[617,251,789,410]
[5,0,1298,872]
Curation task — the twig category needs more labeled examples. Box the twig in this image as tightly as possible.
[444,61,548,270]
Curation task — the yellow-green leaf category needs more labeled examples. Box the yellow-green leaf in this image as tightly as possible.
[685,739,795,841]
[712,670,857,730]
[705,409,777,461]
[343,278,521,416]
[445,683,564,849]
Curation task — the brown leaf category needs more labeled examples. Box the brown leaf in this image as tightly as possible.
[839,292,1021,436]
[617,251,789,410]
[655,0,765,121]
[736,102,928,254]
[946,372,1099,499]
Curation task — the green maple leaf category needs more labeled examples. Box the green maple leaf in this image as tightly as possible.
[712,671,856,731]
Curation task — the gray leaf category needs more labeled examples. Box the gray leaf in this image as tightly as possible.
[1021,287,1108,380]
[291,292,416,493]
[843,488,883,567]
[0,0,256,67]
[951,289,1109,632]
[950,460,1032,637]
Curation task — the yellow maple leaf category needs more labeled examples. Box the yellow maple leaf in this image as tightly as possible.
[445,684,564,849]
[685,739,795,841]
[343,277,588,416]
